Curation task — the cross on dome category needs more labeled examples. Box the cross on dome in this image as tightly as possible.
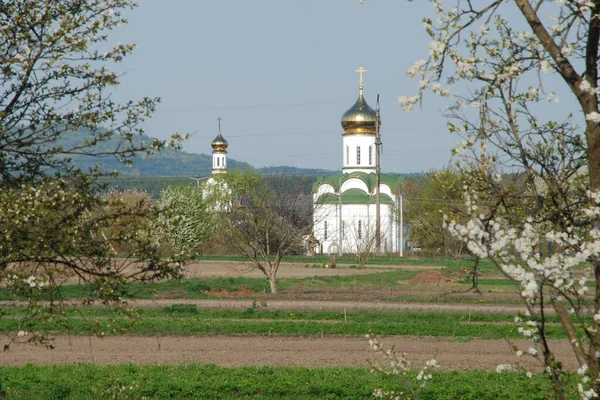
[356,66,367,90]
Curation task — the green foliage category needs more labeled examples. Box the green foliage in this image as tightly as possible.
[0,364,578,399]
[0,306,568,339]
[403,169,466,258]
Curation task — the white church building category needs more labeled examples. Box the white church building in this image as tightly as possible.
[312,68,401,255]
[203,118,232,211]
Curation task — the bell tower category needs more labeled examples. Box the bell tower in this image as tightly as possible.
[211,117,228,174]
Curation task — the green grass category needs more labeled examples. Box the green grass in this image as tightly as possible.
[0,270,424,301]
[0,307,569,339]
[0,269,520,301]
[0,306,549,323]
[0,275,532,307]
[0,363,578,399]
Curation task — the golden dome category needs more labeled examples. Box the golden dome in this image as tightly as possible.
[211,130,228,153]
[341,89,377,135]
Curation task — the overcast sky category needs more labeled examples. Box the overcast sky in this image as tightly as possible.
[109,1,463,173]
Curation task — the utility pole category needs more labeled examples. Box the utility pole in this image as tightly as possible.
[399,192,404,257]
[338,176,343,257]
[375,94,381,254]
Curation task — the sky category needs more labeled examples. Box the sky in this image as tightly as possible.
[110,1,461,173]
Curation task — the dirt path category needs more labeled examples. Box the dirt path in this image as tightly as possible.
[1,335,577,372]
[181,261,441,279]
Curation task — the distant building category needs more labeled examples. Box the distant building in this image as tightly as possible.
[312,68,400,254]
[210,118,228,175]
[205,118,231,211]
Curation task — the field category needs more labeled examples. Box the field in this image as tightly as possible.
[0,257,582,398]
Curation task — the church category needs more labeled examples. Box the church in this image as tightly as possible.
[312,68,401,255]
[203,118,232,212]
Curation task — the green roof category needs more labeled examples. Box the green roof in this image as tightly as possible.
[315,189,395,205]
[312,171,400,193]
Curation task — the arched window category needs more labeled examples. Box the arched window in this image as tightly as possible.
[217,157,220,167]
[346,146,349,165]
[358,220,362,239]
[369,146,373,165]
[324,221,328,240]
[356,146,361,165]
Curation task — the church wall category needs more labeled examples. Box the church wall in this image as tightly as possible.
[379,184,393,197]
[340,178,369,193]
[312,199,398,254]
[315,183,335,198]
[342,135,376,173]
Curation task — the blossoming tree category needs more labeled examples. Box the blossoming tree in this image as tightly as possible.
[397,1,600,398]
[157,185,221,257]
[0,0,187,345]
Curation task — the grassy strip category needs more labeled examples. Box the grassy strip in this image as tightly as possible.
[0,270,519,302]
[0,363,577,399]
[2,314,567,339]
[0,306,555,324]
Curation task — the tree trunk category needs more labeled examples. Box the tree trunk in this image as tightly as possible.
[268,275,278,294]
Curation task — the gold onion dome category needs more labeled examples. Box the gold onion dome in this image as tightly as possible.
[341,67,376,135]
[341,90,377,135]
[211,129,228,153]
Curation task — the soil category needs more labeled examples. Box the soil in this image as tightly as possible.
[0,260,568,372]
[2,335,578,372]
[409,271,450,285]
[181,261,412,279]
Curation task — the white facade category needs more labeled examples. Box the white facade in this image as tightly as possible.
[212,153,227,174]
[342,134,376,173]
[313,185,399,254]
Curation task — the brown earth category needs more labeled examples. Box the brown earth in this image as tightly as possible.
[24,260,439,286]
[181,261,429,279]
[1,335,578,372]
[1,260,563,372]
[409,271,450,285]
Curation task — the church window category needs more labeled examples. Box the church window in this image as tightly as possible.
[356,146,361,165]
[324,221,328,240]
[217,158,220,167]
[346,146,349,165]
[369,146,373,165]
[358,220,362,239]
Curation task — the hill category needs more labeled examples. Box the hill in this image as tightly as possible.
[60,129,340,177]
[59,129,252,176]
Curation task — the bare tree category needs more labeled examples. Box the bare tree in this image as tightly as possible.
[342,216,378,266]
[216,171,313,294]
